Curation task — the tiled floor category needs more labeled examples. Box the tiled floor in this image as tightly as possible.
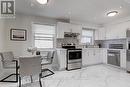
[1,64,130,87]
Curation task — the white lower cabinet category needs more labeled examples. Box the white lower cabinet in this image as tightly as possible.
[120,50,126,69]
[101,49,107,64]
[56,49,67,70]
[82,48,104,66]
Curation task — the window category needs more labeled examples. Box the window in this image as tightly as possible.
[33,24,55,48]
[81,28,94,45]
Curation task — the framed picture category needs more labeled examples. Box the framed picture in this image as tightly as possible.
[10,29,27,41]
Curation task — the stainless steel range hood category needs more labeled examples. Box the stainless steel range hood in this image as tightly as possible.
[64,32,80,37]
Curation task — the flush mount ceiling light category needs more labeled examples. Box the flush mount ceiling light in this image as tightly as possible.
[107,11,118,17]
[36,0,48,4]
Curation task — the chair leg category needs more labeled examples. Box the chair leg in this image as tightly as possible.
[41,69,54,78]
[39,74,42,87]
[19,76,21,87]
[0,73,19,83]
[30,75,33,83]
[0,61,19,83]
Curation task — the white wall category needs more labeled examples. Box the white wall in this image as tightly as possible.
[70,19,101,29]
[0,20,6,51]
[0,14,57,57]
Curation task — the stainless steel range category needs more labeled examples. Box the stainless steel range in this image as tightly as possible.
[62,45,82,70]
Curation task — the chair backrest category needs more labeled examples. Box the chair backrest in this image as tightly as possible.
[47,51,55,63]
[47,51,55,59]
[19,56,41,77]
[0,52,14,61]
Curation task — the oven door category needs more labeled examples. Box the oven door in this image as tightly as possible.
[107,50,120,67]
[67,50,82,63]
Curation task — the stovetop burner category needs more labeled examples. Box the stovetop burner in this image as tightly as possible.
[62,46,76,49]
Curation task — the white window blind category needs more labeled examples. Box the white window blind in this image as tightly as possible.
[33,24,55,48]
[81,29,94,45]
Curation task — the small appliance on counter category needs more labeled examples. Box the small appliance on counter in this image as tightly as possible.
[62,44,82,70]
[87,45,99,48]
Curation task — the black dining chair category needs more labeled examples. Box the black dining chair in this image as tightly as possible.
[36,51,55,78]
[19,56,42,87]
[0,51,19,83]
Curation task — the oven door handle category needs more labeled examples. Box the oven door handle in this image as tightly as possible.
[108,54,115,56]
[68,50,82,52]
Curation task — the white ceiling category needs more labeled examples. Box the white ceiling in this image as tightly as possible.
[16,0,130,25]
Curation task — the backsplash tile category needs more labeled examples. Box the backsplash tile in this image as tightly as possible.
[56,37,79,48]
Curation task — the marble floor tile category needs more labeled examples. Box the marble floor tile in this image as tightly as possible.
[1,64,130,87]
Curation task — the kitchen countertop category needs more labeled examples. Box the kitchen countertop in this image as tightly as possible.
[82,48,107,50]
[107,48,126,51]
[56,48,67,50]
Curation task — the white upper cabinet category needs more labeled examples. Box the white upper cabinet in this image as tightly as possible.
[70,24,82,33]
[105,22,129,39]
[70,24,82,40]
[57,22,70,38]
[95,28,106,40]
[56,22,82,38]
[105,26,126,39]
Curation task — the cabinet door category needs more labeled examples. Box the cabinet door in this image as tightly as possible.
[57,50,67,70]
[95,28,106,40]
[101,49,107,64]
[87,49,101,65]
[93,49,102,64]
[120,50,126,69]
[82,50,89,66]
[57,22,70,38]
[60,50,66,70]
[71,24,81,33]
[71,24,82,41]
[62,50,67,69]
[57,22,64,38]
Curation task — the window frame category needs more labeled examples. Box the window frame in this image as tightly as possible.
[81,28,95,45]
[32,23,56,49]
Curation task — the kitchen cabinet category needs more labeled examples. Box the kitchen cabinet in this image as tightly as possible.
[95,28,106,40]
[56,22,82,38]
[70,24,82,33]
[100,49,107,64]
[105,25,126,39]
[70,24,82,40]
[57,22,70,38]
[82,49,89,66]
[120,49,126,69]
[56,49,67,70]
[82,48,103,66]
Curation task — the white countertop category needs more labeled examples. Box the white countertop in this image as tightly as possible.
[82,48,107,50]
[56,48,67,50]
[107,48,126,51]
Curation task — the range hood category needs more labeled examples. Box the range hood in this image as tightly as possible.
[64,32,80,37]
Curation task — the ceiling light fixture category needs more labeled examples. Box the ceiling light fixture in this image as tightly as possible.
[36,0,48,4]
[107,11,118,17]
